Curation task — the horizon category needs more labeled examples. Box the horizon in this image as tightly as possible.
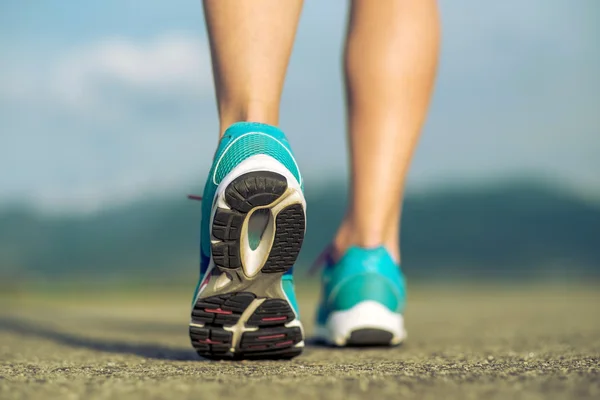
[2,174,598,217]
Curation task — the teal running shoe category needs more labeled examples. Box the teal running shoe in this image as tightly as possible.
[314,246,407,346]
[189,122,306,360]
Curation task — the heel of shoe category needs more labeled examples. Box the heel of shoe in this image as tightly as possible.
[321,300,406,347]
[191,165,306,360]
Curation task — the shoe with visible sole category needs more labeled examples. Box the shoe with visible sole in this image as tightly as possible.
[189,122,306,360]
[314,246,407,346]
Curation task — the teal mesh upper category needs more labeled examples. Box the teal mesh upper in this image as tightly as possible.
[316,246,406,325]
[213,132,301,185]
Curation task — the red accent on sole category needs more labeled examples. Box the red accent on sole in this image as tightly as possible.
[258,334,286,340]
[197,338,223,345]
[199,273,211,291]
[276,340,294,347]
[261,316,288,322]
[205,308,233,315]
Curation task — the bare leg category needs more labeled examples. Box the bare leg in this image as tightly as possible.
[203,0,303,136]
[335,0,440,262]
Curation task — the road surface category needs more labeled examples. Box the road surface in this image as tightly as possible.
[1,283,599,399]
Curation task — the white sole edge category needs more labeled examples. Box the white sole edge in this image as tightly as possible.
[314,300,407,346]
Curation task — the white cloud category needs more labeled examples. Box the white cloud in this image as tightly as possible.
[55,33,211,112]
[0,32,218,213]
[1,32,212,117]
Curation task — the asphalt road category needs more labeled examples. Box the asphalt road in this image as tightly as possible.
[1,283,599,399]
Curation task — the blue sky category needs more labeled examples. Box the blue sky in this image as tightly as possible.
[1,0,598,212]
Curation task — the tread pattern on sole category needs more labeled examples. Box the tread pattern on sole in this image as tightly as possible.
[211,208,244,269]
[191,292,302,360]
[210,171,305,275]
[189,326,232,357]
[246,299,296,327]
[346,328,394,347]
[191,292,255,326]
[262,204,305,273]
[225,171,288,213]
[239,326,303,356]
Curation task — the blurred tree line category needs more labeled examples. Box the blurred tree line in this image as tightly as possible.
[1,180,599,282]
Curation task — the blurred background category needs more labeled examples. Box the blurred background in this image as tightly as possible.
[1,0,599,289]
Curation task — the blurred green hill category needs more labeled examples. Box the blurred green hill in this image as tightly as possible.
[1,180,599,282]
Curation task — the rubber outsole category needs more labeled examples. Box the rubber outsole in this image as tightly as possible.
[346,329,395,347]
[191,171,305,360]
[211,171,305,272]
[191,292,303,360]
[313,327,400,348]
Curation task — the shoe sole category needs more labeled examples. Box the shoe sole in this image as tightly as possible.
[314,300,406,347]
[190,160,305,360]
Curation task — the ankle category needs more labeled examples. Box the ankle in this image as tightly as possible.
[218,99,280,135]
[333,218,400,263]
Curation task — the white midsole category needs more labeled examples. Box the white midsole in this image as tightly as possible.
[314,300,406,346]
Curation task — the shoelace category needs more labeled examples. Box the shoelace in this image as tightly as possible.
[308,243,335,276]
